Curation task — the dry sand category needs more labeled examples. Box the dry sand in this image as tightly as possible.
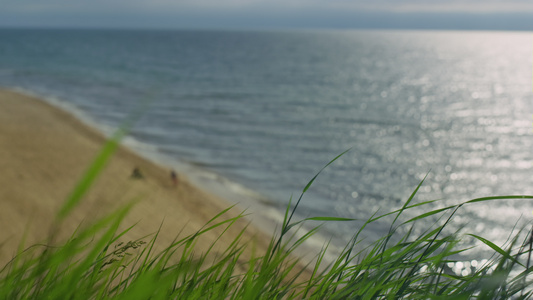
[0,89,279,269]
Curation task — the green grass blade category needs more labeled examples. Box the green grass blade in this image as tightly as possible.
[286,148,350,227]
[465,195,533,204]
[303,217,356,222]
[56,129,126,220]
[404,205,458,223]
[468,234,525,267]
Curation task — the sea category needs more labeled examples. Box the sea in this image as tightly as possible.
[1,28,532,270]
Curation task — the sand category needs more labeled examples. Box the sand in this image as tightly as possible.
[0,88,277,268]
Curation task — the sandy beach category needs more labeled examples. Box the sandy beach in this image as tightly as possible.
[0,89,275,268]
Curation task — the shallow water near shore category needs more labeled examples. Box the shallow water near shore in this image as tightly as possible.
[1,28,532,261]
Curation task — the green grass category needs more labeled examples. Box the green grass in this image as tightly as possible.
[2,137,533,299]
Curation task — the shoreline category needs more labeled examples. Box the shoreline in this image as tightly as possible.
[0,88,282,267]
[8,86,289,234]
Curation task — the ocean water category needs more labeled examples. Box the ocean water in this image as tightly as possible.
[1,28,532,262]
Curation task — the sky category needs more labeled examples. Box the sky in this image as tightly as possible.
[1,0,533,31]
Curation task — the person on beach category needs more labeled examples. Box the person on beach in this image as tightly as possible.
[170,170,178,187]
[131,167,144,179]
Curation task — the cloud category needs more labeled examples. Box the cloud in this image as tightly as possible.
[6,0,533,14]
[1,0,533,29]
[154,0,533,13]
[379,0,533,13]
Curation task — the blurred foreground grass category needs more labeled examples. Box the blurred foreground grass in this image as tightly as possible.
[1,136,533,299]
